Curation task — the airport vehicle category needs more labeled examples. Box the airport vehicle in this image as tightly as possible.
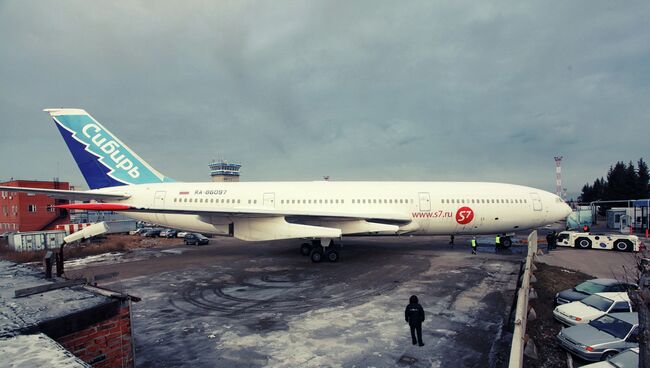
[553,292,632,326]
[555,231,640,252]
[0,109,573,263]
[556,279,638,305]
[580,347,638,368]
[557,312,639,361]
[184,233,209,246]
[159,229,178,238]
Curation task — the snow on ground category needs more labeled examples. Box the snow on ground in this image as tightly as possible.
[118,249,517,368]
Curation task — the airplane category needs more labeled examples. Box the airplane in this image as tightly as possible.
[0,108,572,263]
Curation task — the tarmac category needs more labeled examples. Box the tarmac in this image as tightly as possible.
[66,235,524,368]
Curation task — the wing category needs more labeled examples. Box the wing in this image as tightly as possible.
[57,202,417,240]
[57,202,411,222]
[0,186,130,201]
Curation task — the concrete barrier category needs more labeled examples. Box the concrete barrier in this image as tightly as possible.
[508,230,538,367]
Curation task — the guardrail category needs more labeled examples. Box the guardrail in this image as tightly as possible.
[508,230,538,367]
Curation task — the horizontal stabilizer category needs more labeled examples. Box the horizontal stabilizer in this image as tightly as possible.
[0,186,130,201]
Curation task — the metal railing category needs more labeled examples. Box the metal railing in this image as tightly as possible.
[508,230,538,367]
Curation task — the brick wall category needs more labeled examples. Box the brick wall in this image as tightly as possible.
[56,306,134,368]
[0,180,70,232]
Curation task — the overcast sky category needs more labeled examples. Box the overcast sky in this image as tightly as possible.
[1,1,649,197]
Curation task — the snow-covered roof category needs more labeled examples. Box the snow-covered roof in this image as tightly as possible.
[0,333,89,368]
[0,260,111,337]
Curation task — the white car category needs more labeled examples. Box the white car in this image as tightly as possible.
[553,292,632,326]
[580,347,638,367]
[176,232,189,238]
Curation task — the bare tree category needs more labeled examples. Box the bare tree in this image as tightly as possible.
[628,249,650,367]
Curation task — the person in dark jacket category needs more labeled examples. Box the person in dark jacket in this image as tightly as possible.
[404,295,425,346]
[546,231,557,250]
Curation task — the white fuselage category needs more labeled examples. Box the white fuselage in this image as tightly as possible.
[96,181,572,240]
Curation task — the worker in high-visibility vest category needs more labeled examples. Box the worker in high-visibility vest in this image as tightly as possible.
[495,235,501,249]
[471,237,478,255]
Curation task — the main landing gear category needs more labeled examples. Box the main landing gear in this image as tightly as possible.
[300,239,340,263]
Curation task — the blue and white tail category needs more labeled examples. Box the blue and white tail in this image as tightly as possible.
[45,108,175,189]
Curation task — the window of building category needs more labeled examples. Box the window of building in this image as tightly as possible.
[28,204,36,212]
[47,204,55,212]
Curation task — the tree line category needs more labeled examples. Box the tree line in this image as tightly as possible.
[578,158,650,203]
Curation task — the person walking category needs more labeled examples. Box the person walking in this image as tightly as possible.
[495,235,501,250]
[405,295,425,346]
[449,235,455,246]
[471,237,478,254]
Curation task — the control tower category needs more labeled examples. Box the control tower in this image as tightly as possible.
[209,160,241,182]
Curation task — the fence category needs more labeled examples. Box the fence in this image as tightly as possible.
[508,230,538,367]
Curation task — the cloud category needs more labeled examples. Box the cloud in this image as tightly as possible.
[1,0,649,195]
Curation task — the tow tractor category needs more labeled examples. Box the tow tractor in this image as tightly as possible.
[555,231,641,252]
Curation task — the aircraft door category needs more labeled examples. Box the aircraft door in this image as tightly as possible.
[418,192,431,211]
[153,191,167,224]
[530,193,542,211]
[263,193,275,208]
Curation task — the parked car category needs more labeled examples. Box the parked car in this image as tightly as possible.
[142,229,162,238]
[554,292,633,326]
[581,347,638,367]
[557,312,639,361]
[556,279,638,305]
[184,233,209,246]
[177,231,189,238]
[130,227,151,235]
[160,229,178,238]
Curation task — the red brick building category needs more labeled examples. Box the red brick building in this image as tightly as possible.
[0,180,71,232]
[56,300,135,367]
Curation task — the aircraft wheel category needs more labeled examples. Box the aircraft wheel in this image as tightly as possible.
[310,247,324,263]
[501,237,512,248]
[326,249,339,263]
[300,243,312,256]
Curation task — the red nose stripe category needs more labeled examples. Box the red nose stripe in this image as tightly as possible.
[55,203,132,211]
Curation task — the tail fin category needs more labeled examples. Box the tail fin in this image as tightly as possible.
[45,108,174,189]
